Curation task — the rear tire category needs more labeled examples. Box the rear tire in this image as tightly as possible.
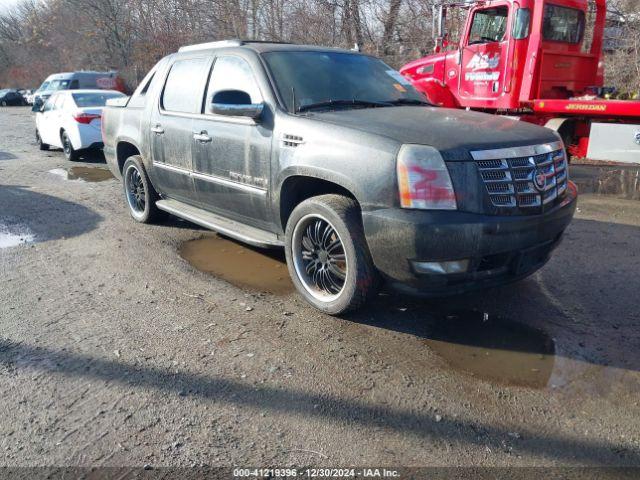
[36,129,49,151]
[61,131,80,161]
[285,194,381,315]
[122,155,164,224]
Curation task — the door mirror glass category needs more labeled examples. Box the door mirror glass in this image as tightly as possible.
[211,90,263,119]
[513,8,531,40]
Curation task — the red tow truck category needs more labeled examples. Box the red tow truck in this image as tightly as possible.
[400,0,640,163]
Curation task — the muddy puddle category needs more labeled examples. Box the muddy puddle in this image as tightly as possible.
[425,311,555,388]
[0,223,35,248]
[180,236,293,295]
[571,165,640,200]
[48,166,114,182]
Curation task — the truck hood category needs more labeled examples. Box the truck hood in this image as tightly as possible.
[311,106,560,161]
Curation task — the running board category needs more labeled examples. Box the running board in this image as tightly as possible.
[156,198,283,248]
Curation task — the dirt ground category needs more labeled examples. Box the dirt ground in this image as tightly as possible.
[1,106,640,470]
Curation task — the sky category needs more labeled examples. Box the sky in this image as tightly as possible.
[0,0,23,13]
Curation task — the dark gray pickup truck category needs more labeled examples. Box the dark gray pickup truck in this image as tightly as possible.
[102,40,577,314]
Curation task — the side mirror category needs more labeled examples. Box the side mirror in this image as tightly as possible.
[211,90,263,120]
[32,98,43,112]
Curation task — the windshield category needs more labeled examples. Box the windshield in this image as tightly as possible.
[262,51,427,113]
[48,79,71,91]
[0,89,8,95]
[72,92,124,107]
[36,81,50,92]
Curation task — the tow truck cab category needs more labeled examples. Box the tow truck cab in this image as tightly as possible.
[400,0,605,110]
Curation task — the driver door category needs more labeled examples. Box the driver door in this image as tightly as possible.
[459,4,510,101]
[191,54,272,229]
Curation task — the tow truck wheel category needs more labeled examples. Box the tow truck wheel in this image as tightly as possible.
[285,194,381,315]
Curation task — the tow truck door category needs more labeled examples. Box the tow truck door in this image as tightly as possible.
[459,4,511,102]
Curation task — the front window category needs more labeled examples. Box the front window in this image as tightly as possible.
[262,51,426,113]
[542,4,585,43]
[205,56,262,113]
[468,7,509,44]
[72,92,125,108]
[36,81,50,92]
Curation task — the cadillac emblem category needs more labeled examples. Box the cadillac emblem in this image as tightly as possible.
[533,170,547,191]
[635,131,640,145]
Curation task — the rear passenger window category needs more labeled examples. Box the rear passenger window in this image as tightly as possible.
[205,56,262,113]
[162,58,209,113]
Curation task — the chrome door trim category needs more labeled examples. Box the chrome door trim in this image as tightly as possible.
[153,161,266,195]
[191,171,267,195]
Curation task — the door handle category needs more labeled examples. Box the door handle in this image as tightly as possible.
[193,131,212,143]
[150,125,164,134]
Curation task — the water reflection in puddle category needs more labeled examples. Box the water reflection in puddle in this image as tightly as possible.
[0,223,35,248]
[425,311,555,388]
[180,236,293,295]
[49,166,114,182]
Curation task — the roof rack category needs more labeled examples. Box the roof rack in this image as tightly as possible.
[178,39,292,52]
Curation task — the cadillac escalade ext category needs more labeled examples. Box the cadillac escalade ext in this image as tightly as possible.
[102,40,577,315]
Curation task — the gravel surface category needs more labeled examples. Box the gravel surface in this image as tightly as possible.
[1,106,640,468]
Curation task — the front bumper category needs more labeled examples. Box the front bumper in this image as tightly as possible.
[362,187,577,296]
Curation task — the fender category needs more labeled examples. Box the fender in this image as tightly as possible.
[275,165,364,203]
[414,78,459,109]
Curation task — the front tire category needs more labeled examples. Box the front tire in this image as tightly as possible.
[61,131,80,161]
[285,194,381,315]
[122,155,163,224]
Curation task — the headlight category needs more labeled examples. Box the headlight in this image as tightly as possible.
[397,144,457,210]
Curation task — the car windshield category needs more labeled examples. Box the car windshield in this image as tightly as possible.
[48,80,70,91]
[0,89,9,95]
[262,51,428,113]
[36,81,50,92]
[72,92,124,107]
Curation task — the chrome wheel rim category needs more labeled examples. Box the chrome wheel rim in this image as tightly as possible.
[125,165,146,215]
[292,214,347,301]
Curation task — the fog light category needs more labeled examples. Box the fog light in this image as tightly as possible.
[412,259,470,274]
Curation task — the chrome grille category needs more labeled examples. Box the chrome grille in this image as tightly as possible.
[471,141,568,210]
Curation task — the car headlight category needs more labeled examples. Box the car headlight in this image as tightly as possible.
[397,144,457,210]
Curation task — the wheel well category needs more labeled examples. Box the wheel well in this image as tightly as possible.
[116,142,140,173]
[279,176,357,229]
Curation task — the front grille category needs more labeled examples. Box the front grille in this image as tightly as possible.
[471,142,568,211]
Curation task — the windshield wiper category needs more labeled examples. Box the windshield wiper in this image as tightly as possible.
[384,98,433,106]
[296,99,391,113]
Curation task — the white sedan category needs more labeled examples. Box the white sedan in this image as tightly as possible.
[34,89,126,161]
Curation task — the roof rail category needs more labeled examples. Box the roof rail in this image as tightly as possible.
[178,39,242,52]
[178,39,292,52]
